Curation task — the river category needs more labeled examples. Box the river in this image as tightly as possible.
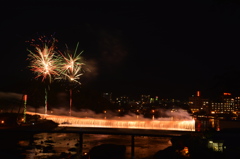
[15,132,171,159]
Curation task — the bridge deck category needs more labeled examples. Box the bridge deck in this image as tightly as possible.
[54,126,197,137]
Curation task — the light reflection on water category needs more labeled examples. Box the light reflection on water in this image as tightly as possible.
[18,133,172,159]
[18,119,216,158]
[195,118,220,131]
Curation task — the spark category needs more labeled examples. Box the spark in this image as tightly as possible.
[27,36,61,83]
[26,34,61,114]
[58,42,85,85]
[57,42,85,116]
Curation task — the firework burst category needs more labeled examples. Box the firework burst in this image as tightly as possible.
[27,36,61,83]
[58,42,85,86]
[27,34,61,114]
[27,45,61,83]
[27,35,86,115]
[57,42,85,116]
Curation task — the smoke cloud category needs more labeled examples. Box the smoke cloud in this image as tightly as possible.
[26,107,192,121]
[158,108,193,120]
[0,91,23,100]
[98,29,127,67]
[81,59,99,81]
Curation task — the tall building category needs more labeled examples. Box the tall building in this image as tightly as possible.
[234,96,240,117]
[234,96,240,112]
[211,93,234,114]
[188,91,209,113]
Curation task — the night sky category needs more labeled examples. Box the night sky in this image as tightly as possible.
[1,0,240,100]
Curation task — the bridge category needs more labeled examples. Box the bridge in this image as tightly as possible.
[26,112,195,132]
[3,112,240,159]
[25,112,196,159]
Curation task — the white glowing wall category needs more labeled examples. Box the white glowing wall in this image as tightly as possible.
[27,112,195,131]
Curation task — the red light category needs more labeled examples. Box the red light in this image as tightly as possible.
[223,93,231,96]
[23,95,27,101]
[197,91,200,97]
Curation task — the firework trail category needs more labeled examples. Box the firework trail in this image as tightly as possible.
[58,42,85,116]
[27,34,62,114]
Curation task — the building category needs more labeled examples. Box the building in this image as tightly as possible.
[234,96,240,114]
[188,91,209,113]
[210,93,235,114]
[141,94,151,105]
[114,95,129,107]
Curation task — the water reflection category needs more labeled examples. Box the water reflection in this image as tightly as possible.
[5,118,230,158]
[17,133,171,159]
[195,118,220,132]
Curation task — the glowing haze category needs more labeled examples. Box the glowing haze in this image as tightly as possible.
[26,109,195,131]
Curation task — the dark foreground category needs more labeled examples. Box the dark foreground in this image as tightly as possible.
[0,127,240,159]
